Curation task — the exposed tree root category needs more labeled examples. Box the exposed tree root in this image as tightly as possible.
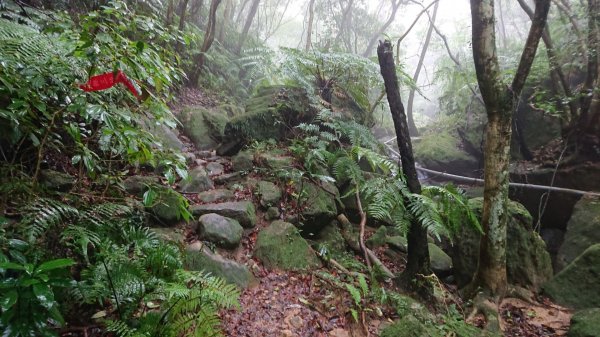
[466,292,502,333]
[337,214,394,279]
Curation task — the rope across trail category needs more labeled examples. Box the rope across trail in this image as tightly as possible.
[383,141,600,198]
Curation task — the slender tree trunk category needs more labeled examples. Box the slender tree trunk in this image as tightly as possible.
[190,0,205,26]
[236,0,260,54]
[190,0,222,85]
[333,0,354,52]
[406,0,439,136]
[377,40,433,300]
[305,0,316,51]
[363,0,402,57]
[218,0,233,42]
[178,0,191,31]
[166,0,175,26]
[497,0,508,48]
[468,0,550,313]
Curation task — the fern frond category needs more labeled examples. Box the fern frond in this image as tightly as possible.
[19,198,79,243]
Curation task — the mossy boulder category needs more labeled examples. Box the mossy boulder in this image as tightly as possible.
[122,175,159,196]
[256,181,282,208]
[218,86,318,155]
[140,116,184,151]
[314,221,347,257]
[232,150,254,172]
[544,244,600,310]
[298,181,338,234]
[254,151,295,170]
[366,226,389,249]
[191,201,256,228]
[254,220,321,271]
[380,315,428,337]
[185,247,256,288]
[414,130,479,176]
[429,243,453,276]
[149,187,184,226]
[198,213,243,249]
[179,107,228,150]
[568,308,600,337]
[197,189,234,203]
[557,195,600,271]
[40,170,76,192]
[179,167,214,193]
[151,227,185,243]
[453,198,553,291]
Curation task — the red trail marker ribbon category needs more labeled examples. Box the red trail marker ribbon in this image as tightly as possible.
[79,70,141,98]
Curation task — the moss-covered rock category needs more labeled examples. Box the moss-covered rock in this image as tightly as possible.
[198,213,243,249]
[179,106,228,150]
[568,308,600,337]
[40,170,76,192]
[366,226,389,249]
[191,201,256,228]
[256,181,282,208]
[429,243,453,276]
[140,116,185,151]
[231,150,254,172]
[179,167,214,193]
[254,220,321,271]
[314,221,347,257]
[380,315,428,337]
[185,247,256,288]
[150,227,185,243]
[197,189,234,203]
[149,187,184,226]
[453,198,553,291]
[414,130,479,176]
[122,175,159,197]
[218,86,318,155]
[544,244,600,310]
[557,195,600,271]
[298,181,338,234]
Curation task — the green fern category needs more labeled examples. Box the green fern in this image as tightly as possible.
[19,198,79,244]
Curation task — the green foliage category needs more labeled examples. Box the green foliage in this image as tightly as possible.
[0,1,186,189]
[1,197,238,336]
[0,242,75,337]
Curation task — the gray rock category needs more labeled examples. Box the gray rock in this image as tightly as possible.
[180,167,214,193]
[265,207,281,220]
[557,195,600,271]
[387,236,408,252]
[429,243,453,276]
[191,201,256,228]
[141,116,184,151]
[185,247,256,288]
[254,221,321,271]
[544,244,600,310]
[232,150,254,172]
[122,175,159,196]
[151,227,185,243]
[179,107,228,151]
[298,181,338,233]
[198,213,243,248]
[149,187,184,226]
[197,189,234,203]
[214,172,242,185]
[40,170,76,192]
[206,162,225,176]
[257,181,282,208]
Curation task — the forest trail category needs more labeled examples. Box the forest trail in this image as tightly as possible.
[169,90,572,337]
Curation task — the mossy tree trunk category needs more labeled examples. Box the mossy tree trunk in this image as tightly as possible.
[468,0,550,310]
[377,40,432,300]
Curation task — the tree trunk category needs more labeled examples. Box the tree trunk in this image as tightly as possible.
[377,40,433,300]
[190,0,205,26]
[468,0,550,309]
[190,0,222,85]
[217,0,232,42]
[305,0,316,51]
[178,0,191,31]
[406,0,439,136]
[236,0,260,54]
[165,0,175,26]
[362,0,402,57]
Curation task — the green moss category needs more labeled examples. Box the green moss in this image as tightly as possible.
[380,315,428,337]
[568,308,600,337]
[414,130,473,164]
[254,221,321,271]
